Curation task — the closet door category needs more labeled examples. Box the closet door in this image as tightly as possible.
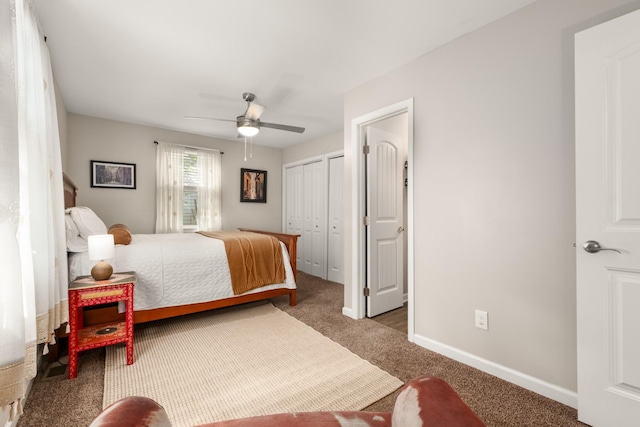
[285,159,326,279]
[327,156,344,283]
[300,165,312,274]
[285,165,303,268]
[308,161,325,278]
[302,161,323,275]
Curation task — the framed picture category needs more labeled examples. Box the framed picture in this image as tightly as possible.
[91,160,136,189]
[240,168,267,203]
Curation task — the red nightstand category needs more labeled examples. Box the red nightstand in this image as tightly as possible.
[68,271,136,379]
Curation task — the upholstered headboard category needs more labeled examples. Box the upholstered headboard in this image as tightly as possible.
[63,173,77,209]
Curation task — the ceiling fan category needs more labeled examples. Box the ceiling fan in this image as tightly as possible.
[186,92,305,137]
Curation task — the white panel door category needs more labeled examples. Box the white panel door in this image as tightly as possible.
[287,161,326,278]
[285,165,303,268]
[366,126,404,317]
[301,161,325,276]
[298,165,313,274]
[327,156,344,283]
[309,161,325,278]
[576,9,640,426]
[301,163,314,274]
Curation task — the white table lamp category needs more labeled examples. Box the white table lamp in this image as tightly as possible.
[88,234,115,281]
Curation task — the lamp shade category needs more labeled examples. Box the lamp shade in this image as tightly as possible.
[237,124,259,137]
[88,234,115,261]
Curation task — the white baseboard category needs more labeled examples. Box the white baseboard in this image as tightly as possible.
[343,296,408,319]
[342,306,355,319]
[413,333,578,409]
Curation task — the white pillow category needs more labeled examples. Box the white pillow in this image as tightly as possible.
[66,206,108,238]
[64,213,88,252]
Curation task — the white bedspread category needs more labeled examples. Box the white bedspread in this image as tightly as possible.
[68,233,296,311]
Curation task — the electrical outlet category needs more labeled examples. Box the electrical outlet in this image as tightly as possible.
[475,310,488,330]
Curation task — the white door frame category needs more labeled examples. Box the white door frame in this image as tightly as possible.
[350,98,414,341]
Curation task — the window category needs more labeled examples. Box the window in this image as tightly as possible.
[182,149,198,229]
[155,142,221,233]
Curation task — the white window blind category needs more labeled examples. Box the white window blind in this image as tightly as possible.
[182,149,198,228]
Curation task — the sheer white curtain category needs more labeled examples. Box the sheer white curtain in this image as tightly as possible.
[1,0,68,419]
[196,149,221,231]
[155,141,185,233]
[1,0,24,417]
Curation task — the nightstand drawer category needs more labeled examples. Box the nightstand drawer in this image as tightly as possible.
[80,288,124,300]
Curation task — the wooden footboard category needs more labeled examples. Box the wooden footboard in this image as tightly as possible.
[237,228,300,282]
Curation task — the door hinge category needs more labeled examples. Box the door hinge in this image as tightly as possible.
[363,287,370,297]
[363,216,370,226]
[363,145,370,155]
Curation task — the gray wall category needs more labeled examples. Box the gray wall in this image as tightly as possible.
[65,114,284,234]
[282,130,343,164]
[343,0,640,396]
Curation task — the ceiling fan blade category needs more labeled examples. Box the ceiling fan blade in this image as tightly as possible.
[184,116,236,122]
[245,102,265,121]
[260,121,305,133]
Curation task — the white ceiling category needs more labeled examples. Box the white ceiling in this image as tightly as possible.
[33,0,537,149]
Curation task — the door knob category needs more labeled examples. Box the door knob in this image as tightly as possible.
[582,240,621,254]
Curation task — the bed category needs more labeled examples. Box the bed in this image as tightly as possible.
[62,174,299,325]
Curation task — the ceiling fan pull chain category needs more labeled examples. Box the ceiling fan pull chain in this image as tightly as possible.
[250,137,253,158]
[244,136,247,162]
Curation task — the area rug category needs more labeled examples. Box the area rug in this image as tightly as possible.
[104,303,403,426]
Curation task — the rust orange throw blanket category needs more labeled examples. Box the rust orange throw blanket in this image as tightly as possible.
[197,230,285,295]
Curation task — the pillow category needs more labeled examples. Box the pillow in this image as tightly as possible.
[66,207,108,239]
[108,223,132,245]
[64,213,88,252]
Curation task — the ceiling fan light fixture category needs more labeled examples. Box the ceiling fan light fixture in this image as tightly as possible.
[238,124,259,137]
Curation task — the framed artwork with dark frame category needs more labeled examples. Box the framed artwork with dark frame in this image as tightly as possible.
[240,168,267,203]
[91,160,136,189]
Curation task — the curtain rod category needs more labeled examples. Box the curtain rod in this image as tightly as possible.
[154,140,223,155]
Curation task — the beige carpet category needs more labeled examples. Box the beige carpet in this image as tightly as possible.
[104,303,402,426]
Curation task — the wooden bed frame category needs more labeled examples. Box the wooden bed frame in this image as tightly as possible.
[63,173,299,325]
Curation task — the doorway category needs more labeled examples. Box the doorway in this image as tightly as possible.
[350,98,414,340]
